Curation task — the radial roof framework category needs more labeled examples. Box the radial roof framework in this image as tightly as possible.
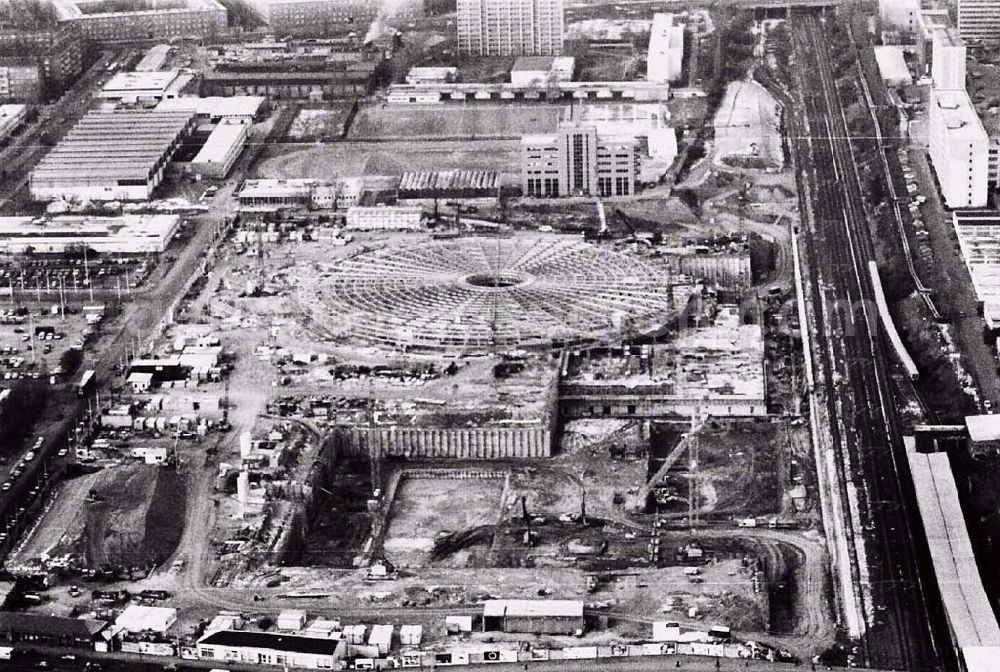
[299,235,688,353]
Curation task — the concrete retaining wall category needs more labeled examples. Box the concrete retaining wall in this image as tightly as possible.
[333,426,552,459]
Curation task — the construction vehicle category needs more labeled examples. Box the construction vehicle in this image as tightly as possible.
[365,556,397,581]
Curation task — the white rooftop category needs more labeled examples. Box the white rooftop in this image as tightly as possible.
[933,90,987,142]
[191,123,247,166]
[103,70,183,94]
[156,96,265,119]
[966,414,1000,442]
[115,605,176,633]
[483,599,584,618]
[953,213,1000,329]
[873,46,913,85]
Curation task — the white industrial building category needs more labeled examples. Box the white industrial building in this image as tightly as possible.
[405,67,457,85]
[345,205,423,231]
[457,0,565,56]
[135,45,173,72]
[190,123,249,178]
[931,28,967,90]
[509,56,575,87]
[953,213,1000,329]
[928,89,988,208]
[99,71,193,104]
[879,0,921,31]
[958,0,1000,43]
[873,46,913,87]
[30,109,196,202]
[0,104,26,144]
[647,13,684,83]
[115,606,177,634]
[237,178,361,210]
[156,96,266,123]
[0,214,180,254]
[197,630,347,669]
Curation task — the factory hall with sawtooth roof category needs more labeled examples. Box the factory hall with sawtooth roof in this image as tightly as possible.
[29,108,196,202]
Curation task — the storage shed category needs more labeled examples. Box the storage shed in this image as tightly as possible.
[482,600,584,635]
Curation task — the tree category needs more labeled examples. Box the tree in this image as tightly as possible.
[60,348,83,376]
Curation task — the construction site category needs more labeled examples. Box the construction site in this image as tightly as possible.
[0,2,852,665]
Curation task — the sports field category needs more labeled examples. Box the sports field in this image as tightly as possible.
[256,139,522,179]
[348,104,562,140]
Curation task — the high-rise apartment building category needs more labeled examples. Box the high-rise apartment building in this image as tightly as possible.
[931,28,967,90]
[958,0,1000,43]
[0,20,82,98]
[927,89,989,208]
[457,0,564,56]
[243,0,379,37]
[521,125,636,198]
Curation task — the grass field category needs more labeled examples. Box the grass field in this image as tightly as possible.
[348,105,562,140]
[255,139,522,180]
[286,107,353,141]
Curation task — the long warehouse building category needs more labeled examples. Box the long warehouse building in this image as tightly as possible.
[30,109,196,202]
[905,441,1000,672]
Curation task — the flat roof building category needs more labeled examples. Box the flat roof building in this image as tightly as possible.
[953,213,1000,329]
[0,214,180,254]
[873,46,913,86]
[928,89,988,208]
[244,0,379,37]
[958,0,1000,43]
[99,70,192,103]
[30,108,196,202]
[200,70,373,99]
[457,0,564,57]
[386,80,670,105]
[647,13,684,83]
[0,104,26,143]
[931,28,967,91]
[0,613,108,649]
[51,0,227,42]
[135,44,173,72]
[406,66,457,85]
[155,95,265,122]
[483,600,584,635]
[0,20,82,98]
[189,123,249,178]
[0,60,44,103]
[522,125,637,198]
[197,630,347,670]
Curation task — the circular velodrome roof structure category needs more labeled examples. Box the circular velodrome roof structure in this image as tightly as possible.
[301,235,683,352]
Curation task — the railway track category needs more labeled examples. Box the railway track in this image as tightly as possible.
[786,12,949,671]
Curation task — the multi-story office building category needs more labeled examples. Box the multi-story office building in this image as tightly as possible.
[928,89,989,208]
[931,28,967,90]
[243,0,379,37]
[958,0,1000,43]
[51,0,227,42]
[521,125,635,198]
[0,21,82,98]
[457,0,564,56]
[647,13,684,83]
